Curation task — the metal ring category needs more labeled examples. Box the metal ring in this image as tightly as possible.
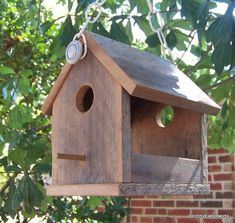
[85,2,103,24]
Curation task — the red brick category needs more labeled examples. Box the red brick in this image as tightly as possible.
[131,208,143,214]
[168,209,190,216]
[215,192,232,199]
[192,209,216,215]
[153,217,175,223]
[200,201,223,208]
[193,193,213,199]
[145,208,157,215]
[219,155,232,163]
[208,165,221,172]
[153,200,174,207]
[131,200,151,207]
[158,209,166,215]
[178,218,200,223]
[210,183,222,190]
[176,201,199,207]
[208,148,226,154]
[208,174,212,181]
[202,220,223,223]
[208,156,217,163]
[131,216,137,222]
[140,217,152,223]
[218,209,233,216]
[214,173,233,181]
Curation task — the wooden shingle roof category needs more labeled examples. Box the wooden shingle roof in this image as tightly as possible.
[42,32,220,115]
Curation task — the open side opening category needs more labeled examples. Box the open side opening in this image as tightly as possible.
[130,97,203,183]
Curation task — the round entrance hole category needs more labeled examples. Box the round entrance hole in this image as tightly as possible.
[156,106,174,128]
[76,85,94,113]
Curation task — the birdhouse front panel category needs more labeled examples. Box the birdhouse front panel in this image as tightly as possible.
[51,51,128,185]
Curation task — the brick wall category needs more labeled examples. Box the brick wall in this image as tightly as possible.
[128,149,235,223]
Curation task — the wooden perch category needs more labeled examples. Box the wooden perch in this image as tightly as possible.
[57,153,86,161]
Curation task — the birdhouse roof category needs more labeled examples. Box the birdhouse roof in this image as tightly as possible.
[42,32,220,115]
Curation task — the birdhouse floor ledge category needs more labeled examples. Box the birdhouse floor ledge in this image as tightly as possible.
[46,183,210,196]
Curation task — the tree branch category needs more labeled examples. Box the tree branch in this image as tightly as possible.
[204,76,235,91]
[0,172,18,194]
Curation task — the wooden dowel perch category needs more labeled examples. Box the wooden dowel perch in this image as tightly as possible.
[57,153,86,161]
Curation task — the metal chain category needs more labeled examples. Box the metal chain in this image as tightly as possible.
[66,0,107,63]
[73,0,107,41]
[146,0,173,61]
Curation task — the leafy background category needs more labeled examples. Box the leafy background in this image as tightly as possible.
[0,0,234,222]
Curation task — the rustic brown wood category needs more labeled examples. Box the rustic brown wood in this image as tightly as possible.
[201,114,208,184]
[46,184,120,196]
[120,89,131,182]
[52,50,124,185]
[85,32,220,115]
[57,153,86,161]
[42,63,73,115]
[46,183,210,196]
[131,153,202,183]
[131,97,202,159]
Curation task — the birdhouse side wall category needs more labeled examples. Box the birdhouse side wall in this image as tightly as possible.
[131,97,202,159]
[51,51,128,185]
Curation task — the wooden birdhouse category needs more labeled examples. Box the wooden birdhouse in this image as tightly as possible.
[42,32,220,196]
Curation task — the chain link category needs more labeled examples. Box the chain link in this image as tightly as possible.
[73,0,107,41]
[146,0,173,62]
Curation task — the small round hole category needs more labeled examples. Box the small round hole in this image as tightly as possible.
[76,85,94,113]
[156,106,174,128]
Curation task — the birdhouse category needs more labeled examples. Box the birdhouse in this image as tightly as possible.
[42,32,220,196]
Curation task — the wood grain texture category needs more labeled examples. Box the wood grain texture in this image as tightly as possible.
[46,184,120,196]
[131,97,202,159]
[131,153,202,183]
[52,50,124,185]
[86,32,220,115]
[46,183,210,196]
[42,63,73,115]
[201,114,208,184]
[121,89,131,182]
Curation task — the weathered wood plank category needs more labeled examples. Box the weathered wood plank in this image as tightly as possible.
[131,97,202,159]
[52,51,124,184]
[121,89,131,182]
[119,183,210,196]
[131,153,202,183]
[42,63,73,115]
[46,183,210,196]
[46,184,120,196]
[201,114,208,184]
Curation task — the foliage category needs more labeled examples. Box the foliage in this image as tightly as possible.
[0,0,234,222]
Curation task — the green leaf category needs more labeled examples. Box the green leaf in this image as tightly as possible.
[8,149,27,167]
[39,20,55,33]
[145,34,161,48]
[58,15,77,47]
[87,197,102,210]
[19,76,31,96]
[167,19,192,30]
[91,22,110,38]
[133,16,153,36]
[110,21,130,44]
[130,0,149,14]
[125,20,133,43]
[166,30,177,49]
[0,66,15,75]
